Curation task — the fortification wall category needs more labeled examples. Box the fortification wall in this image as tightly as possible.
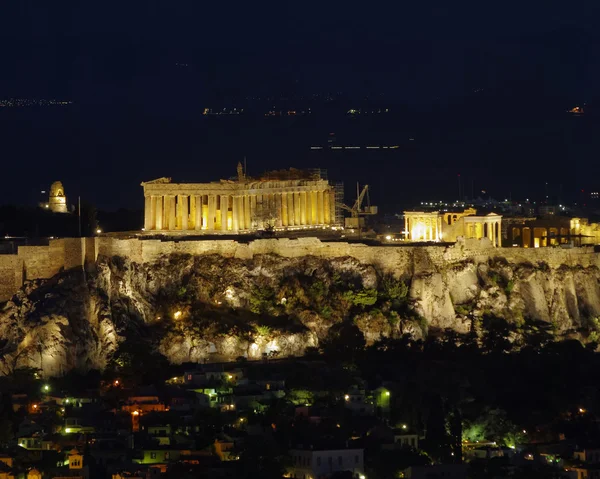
[0,255,23,302]
[1,236,598,302]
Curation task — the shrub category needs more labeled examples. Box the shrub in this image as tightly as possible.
[249,285,276,314]
[380,276,409,302]
[254,324,272,337]
[343,289,378,308]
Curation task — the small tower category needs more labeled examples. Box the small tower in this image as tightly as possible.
[48,181,68,213]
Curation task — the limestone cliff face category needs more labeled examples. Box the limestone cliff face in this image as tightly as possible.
[1,246,599,376]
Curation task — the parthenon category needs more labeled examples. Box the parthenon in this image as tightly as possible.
[141,165,338,233]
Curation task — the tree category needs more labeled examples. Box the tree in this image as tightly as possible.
[320,322,366,362]
[481,316,512,354]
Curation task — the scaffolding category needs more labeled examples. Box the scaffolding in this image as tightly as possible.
[334,182,345,226]
[308,168,328,180]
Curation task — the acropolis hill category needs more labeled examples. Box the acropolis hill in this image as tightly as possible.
[1,235,600,376]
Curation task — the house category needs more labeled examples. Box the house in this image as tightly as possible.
[215,438,238,462]
[403,464,468,479]
[288,447,364,479]
[343,388,374,416]
[133,448,181,466]
[146,424,172,446]
[63,416,96,435]
[0,454,15,479]
[122,387,167,415]
[393,432,419,450]
[111,467,162,479]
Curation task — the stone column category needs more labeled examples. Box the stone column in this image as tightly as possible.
[497,221,502,247]
[221,195,229,231]
[307,191,313,225]
[330,191,336,225]
[232,196,239,231]
[311,191,318,225]
[181,195,189,231]
[155,196,163,230]
[294,192,301,226]
[275,193,283,227]
[208,195,216,230]
[250,195,257,229]
[164,195,175,230]
[195,195,202,231]
[299,192,307,225]
[144,196,152,230]
[189,194,196,229]
[150,196,157,230]
[317,191,324,224]
[287,192,295,226]
[281,192,288,227]
[323,190,330,224]
[244,195,252,230]
[175,195,182,230]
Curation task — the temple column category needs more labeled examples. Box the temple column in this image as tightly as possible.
[275,193,283,227]
[250,195,257,229]
[175,195,182,229]
[208,195,216,230]
[155,196,163,230]
[189,194,196,229]
[150,196,157,230]
[144,196,152,230]
[311,191,318,225]
[330,191,336,225]
[194,196,201,230]
[221,195,229,231]
[181,195,189,231]
[294,192,301,226]
[317,191,324,224]
[166,195,176,230]
[232,196,239,231]
[305,191,311,225]
[281,192,288,226]
[497,221,502,247]
[300,192,307,225]
[245,195,252,230]
[323,190,330,224]
[199,196,207,229]
[287,192,295,226]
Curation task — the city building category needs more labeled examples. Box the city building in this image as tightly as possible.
[403,209,502,246]
[141,165,338,233]
[505,217,600,247]
[288,447,364,479]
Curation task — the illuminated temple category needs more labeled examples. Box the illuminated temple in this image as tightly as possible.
[404,208,503,246]
[141,165,338,233]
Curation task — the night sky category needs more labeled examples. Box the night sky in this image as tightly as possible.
[1,1,599,211]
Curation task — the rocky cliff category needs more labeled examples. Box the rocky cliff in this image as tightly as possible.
[1,244,599,376]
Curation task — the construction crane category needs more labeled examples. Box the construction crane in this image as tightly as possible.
[338,183,378,230]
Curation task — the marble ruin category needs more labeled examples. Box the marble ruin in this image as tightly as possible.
[141,165,338,233]
[404,208,502,246]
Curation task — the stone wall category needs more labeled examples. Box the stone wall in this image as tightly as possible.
[1,236,599,302]
[0,238,95,301]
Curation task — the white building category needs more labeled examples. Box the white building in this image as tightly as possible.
[288,448,364,479]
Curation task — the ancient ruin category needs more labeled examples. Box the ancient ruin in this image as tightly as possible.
[141,165,338,233]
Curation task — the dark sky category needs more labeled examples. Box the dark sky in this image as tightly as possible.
[1,0,599,211]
